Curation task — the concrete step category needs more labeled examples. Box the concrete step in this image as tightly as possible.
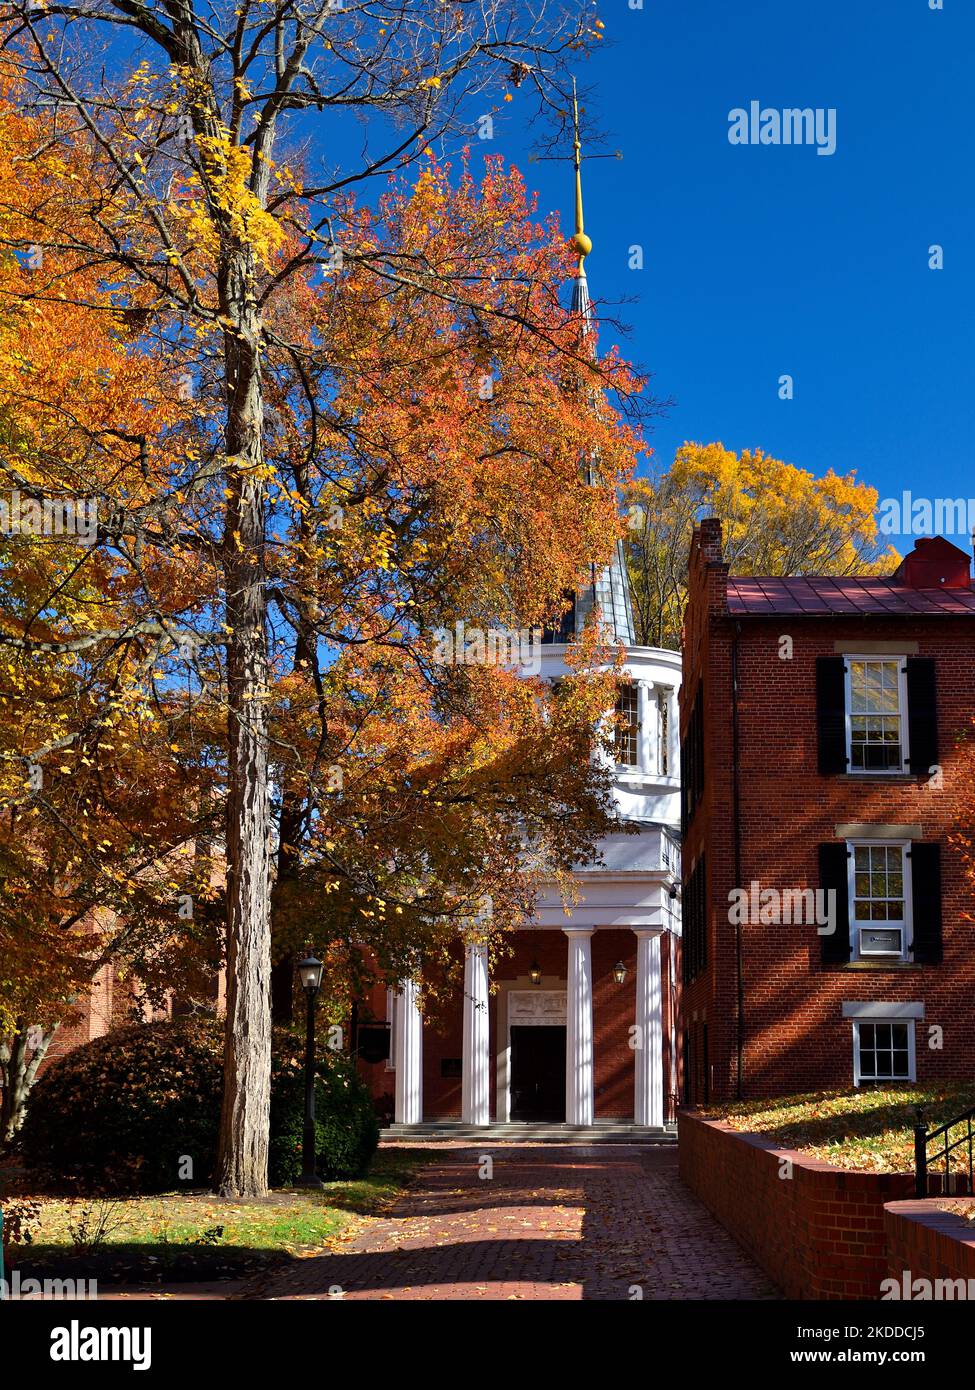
[379,1121,678,1144]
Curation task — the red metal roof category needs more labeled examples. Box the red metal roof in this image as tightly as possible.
[727,575,975,617]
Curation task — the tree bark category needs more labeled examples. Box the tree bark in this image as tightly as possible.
[1,1021,60,1145]
[215,247,273,1198]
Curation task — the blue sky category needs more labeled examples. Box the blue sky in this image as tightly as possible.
[465,0,974,550]
[103,0,973,548]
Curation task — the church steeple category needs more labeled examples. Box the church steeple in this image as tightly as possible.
[569,78,595,345]
[544,80,635,648]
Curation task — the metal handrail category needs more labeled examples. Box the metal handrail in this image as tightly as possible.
[914,1103,975,1198]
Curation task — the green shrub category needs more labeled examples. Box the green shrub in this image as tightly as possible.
[269,1047,380,1185]
[20,1018,224,1193]
[21,1019,379,1193]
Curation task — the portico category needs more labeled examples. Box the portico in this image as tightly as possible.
[393,917,672,1128]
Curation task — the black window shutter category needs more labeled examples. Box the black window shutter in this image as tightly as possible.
[906,658,939,775]
[819,842,851,964]
[816,657,847,775]
[910,842,943,964]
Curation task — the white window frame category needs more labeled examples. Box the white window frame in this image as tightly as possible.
[615,681,640,770]
[844,655,910,775]
[846,839,913,963]
[852,1017,916,1086]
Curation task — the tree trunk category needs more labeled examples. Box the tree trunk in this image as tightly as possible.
[270,465,325,1027]
[215,248,273,1198]
[1,1021,60,1145]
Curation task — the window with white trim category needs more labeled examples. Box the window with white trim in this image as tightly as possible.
[853,1019,916,1084]
[615,683,639,767]
[846,657,909,773]
[848,840,911,961]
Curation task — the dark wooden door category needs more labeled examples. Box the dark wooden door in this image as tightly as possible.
[509,1025,566,1122]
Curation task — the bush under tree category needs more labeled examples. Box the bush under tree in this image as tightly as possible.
[20,1020,378,1193]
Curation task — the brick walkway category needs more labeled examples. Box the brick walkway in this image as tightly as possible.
[255,1143,780,1301]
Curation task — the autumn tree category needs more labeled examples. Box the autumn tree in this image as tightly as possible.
[625,442,897,650]
[0,103,226,1137]
[0,4,647,1195]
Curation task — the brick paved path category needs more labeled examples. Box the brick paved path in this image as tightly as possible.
[256,1143,780,1301]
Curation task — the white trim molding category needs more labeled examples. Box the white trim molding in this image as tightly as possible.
[843,654,911,776]
[851,1016,917,1085]
[842,1001,925,1020]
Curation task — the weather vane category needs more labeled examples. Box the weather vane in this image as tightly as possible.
[531,76,622,272]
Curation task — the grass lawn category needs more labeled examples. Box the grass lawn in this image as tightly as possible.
[1,1149,424,1283]
[703,1082,975,1174]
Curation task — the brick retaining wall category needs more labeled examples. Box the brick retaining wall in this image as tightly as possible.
[679,1110,915,1298]
[884,1201,975,1295]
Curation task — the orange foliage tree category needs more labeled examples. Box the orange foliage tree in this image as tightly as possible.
[0,7,650,1193]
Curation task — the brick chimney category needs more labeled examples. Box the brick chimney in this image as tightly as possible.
[697,516,724,565]
[684,516,729,650]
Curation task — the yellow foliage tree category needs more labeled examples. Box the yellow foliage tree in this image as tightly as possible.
[625,443,898,649]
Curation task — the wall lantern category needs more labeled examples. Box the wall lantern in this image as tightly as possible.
[529,960,542,987]
[612,960,628,986]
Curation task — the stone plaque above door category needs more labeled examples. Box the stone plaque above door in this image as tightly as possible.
[508,990,567,1026]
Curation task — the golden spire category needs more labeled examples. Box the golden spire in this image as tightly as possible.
[569,77,592,268]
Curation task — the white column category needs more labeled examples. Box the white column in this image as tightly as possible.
[394,978,423,1124]
[462,943,491,1125]
[666,685,679,776]
[564,927,595,1126]
[633,929,664,1127]
[638,679,653,772]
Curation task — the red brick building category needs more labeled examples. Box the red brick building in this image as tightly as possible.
[680,519,975,1102]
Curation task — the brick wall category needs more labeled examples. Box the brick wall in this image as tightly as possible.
[680,525,975,1100]
[679,1111,914,1298]
[884,1201,975,1293]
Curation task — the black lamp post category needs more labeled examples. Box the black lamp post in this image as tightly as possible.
[296,953,324,1189]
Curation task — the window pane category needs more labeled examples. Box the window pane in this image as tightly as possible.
[852,844,905,935]
[616,685,639,767]
[849,661,903,770]
[857,1022,910,1081]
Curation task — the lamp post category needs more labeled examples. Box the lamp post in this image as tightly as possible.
[296,953,324,1189]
